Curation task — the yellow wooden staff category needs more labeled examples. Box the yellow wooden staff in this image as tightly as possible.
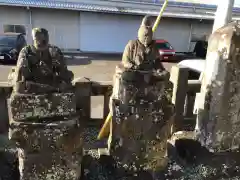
[152,0,169,32]
[97,0,169,140]
[97,112,112,139]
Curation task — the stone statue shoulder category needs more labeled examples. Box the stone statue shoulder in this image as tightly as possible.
[127,39,139,55]
[19,45,34,57]
[127,39,139,49]
[21,45,30,53]
[20,45,39,66]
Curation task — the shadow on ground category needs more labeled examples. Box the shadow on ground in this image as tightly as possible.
[66,57,93,66]
[0,61,16,66]
[66,54,122,66]
[0,53,122,67]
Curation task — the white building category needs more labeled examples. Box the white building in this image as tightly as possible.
[0,0,239,53]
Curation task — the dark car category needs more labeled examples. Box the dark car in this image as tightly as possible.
[0,33,27,64]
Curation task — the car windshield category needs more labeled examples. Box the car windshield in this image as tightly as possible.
[0,35,17,47]
[156,42,173,50]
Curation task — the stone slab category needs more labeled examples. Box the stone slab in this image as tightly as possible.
[196,21,240,152]
[9,117,83,153]
[18,148,82,180]
[8,92,76,122]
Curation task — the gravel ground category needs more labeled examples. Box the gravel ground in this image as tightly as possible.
[80,127,240,180]
[1,127,240,180]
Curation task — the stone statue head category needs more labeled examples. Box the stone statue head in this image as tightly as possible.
[32,28,49,51]
[138,15,154,47]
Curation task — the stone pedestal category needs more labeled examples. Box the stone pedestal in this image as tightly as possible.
[18,148,82,180]
[110,67,174,176]
[8,93,76,122]
[196,21,240,152]
[8,93,83,180]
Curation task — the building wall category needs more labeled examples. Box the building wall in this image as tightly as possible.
[191,19,213,39]
[79,13,197,52]
[0,6,30,41]
[0,6,80,49]
[190,19,213,51]
[154,18,192,52]
[31,8,80,49]
[0,6,213,52]
[79,12,141,53]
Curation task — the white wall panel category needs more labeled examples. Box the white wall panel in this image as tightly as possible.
[79,12,141,53]
[80,13,195,52]
[191,20,213,40]
[0,6,30,42]
[0,6,214,52]
[31,8,79,49]
[154,18,191,52]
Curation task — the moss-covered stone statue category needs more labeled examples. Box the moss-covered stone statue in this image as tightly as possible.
[13,28,73,94]
[109,16,175,180]
[8,28,82,180]
[122,15,167,74]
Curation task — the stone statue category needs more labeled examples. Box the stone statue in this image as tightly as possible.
[8,28,82,180]
[109,15,170,114]
[13,28,73,94]
[122,15,168,77]
[109,16,175,180]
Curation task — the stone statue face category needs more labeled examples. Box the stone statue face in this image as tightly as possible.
[33,31,49,51]
[138,16,153,47]
[138,25,153,47]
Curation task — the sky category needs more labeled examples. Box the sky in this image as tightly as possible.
[236,0,240,6]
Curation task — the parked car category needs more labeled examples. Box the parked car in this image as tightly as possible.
[0,33,27,64]
[155,39,176,61]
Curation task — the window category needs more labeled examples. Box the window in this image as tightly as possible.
[0,35,17,47]
[3,25,26,34]
[156,42,173,50]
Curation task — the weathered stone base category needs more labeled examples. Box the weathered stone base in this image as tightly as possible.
[110,102,174,174]
[8,92,76,122]
[9,117,82,152]
[109,68,174,176]
[18,148,82,180]
[9,117,83,179]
